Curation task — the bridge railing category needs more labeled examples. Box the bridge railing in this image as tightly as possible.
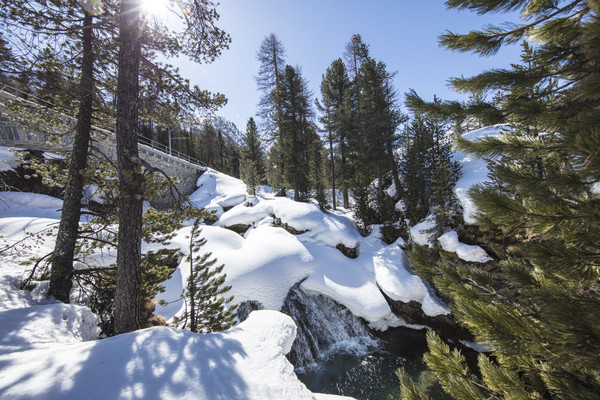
[137,135,206,168]
[0,82,207,170]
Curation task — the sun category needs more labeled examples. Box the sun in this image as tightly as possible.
[140,0,170,17]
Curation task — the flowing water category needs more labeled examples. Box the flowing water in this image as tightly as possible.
[282,283,449,400]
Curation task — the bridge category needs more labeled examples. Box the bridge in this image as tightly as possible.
[0,85,207,208]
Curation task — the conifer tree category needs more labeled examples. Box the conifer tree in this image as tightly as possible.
[317,58,353,210]
[274,64,314,201]
[256,33,286,134]
[113,0,230,333]
[240,117,265,196]
[173,218,236,334]
[400,1,600,399]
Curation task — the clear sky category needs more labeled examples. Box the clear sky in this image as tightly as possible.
[172,1,521,131]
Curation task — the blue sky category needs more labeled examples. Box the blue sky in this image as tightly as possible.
[172,1,522,131]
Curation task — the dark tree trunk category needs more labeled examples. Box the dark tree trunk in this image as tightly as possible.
[47,12,95,303]
[114,0,143,334]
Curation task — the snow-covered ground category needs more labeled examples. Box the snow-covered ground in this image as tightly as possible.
[0,124,497,399]
[156,169,448,331]
[0,190,354,400]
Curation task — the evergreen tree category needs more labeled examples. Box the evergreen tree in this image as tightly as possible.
[255,33,286,134]
[400,1,600,399]
[274,64,314,201]
[399,117,436,222]
[317,58,353,210]
[173,218,236,334]
[308,127,328,210]
[113,0,230,333]
[240,117,265,196]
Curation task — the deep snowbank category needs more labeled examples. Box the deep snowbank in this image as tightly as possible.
[157,170,448,330]
[0,310,345,400]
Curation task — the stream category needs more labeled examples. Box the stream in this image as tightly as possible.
[282,283,450,400]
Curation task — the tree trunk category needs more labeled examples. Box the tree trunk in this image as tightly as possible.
[47,12,95,303]
[114,0,143,334]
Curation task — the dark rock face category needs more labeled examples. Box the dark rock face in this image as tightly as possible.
[378,288,473,342]
[272,216,308,235]
[336,243,358,259]
[223,223,251,235]
[237,300,264,322]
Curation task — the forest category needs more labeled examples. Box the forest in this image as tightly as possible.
[0,0,599,399]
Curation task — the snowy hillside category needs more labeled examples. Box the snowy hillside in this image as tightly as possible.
[157,168,450,329]
[0,124,499,399]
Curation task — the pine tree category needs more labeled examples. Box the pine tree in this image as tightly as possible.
[274,64,314,201]
[113,0,230,334]
[255,33,286,134]
[173,218,236,334]
[400,1,600,399]
[399,117,436,222]
[240,117,265,196]
[317,58,353,210]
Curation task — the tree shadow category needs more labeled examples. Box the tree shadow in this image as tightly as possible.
[0,326,249,399]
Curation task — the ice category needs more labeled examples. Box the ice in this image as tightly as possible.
[438,230,492,263]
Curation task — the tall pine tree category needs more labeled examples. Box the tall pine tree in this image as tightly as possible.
[240,117,265,196]
[400,1,600,398]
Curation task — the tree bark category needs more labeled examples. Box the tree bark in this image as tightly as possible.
[114,0,143,334]
[47,12,95,303]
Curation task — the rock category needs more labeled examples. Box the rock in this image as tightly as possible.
[336,243,358,259]
[272,216,308,235]
[379,288,473,342]
[223,223,251,235]
[237,300,264,322]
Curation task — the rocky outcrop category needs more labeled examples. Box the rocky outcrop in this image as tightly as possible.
[223,223,251,235]
[336,243,358,259]
[379,287,473,342]
[237,300,264,322]
[272,216,308,235]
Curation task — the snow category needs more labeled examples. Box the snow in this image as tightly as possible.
[438,230,492,263]
[373,243,450,317]
[453,125,505,224]
[219,197,360,249]
[0,310,342,400]
[189,168,248,217]
[0,154,463,399]
[0,192,63,220]
[0,201,352,399]
[0,147,20,172]
[0,304,99,355]
[409,214,436,247]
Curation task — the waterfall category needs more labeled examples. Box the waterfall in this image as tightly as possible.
[281,282,379,369]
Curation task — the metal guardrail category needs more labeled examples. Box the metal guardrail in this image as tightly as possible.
[0,82,207,170]
[137,135,206,168]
